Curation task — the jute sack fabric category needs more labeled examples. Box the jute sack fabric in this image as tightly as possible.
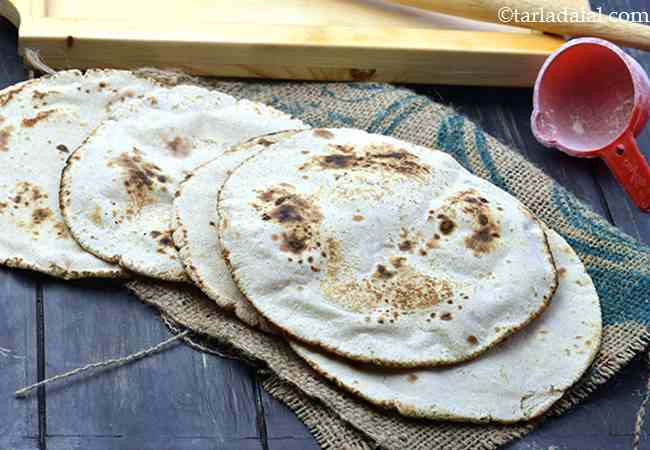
[128,71,650,450]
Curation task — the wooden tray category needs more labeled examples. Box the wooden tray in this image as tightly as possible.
[1,0,584,86]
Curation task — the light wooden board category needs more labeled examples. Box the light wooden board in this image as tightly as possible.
[0,0,581,86]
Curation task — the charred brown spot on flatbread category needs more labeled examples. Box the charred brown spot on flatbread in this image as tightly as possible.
[301,143,430,181]
[330,144,355,154]
[30,185,45,202]
[313,129,335,139]
[32,90,49,101]
[257,190,275,202]
[151,230,175,254]
[281,229,310,254]
[465,224,501,256]
[22,109,56,128]
[110,148,166,213]
[0,126,13,151]
[439,189,502,256]
[425,237,438,249]
[389,256,406,269]
[270,203,303,223]
[53,222,68,239]
[256,138,275,147]
[467,335,478,345]
[375,264,395,279]
[406,374,418,384]
[32,207,52,225]
[166,136,191,158]
[253,186,323,255]
[323,245,452,315]
[398,240,413,252]
[558,267,567,278]
[379,271,450,311]
[438,214,456,235]
[0,84,27,107]
[56,144,69,153]
[320,154,356,168]
[89,206,102,226]
[440,312,453,321]
[159,235,174,247]
[10,182,48,209]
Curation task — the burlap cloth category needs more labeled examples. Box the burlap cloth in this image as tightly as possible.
[127,72,650,450]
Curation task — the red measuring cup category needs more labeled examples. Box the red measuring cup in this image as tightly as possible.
[532,37,650,211]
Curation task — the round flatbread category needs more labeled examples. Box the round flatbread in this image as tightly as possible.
[218,128,558,368]
[61,85,304,281]
[291,229,602,423]
[173,131,306,329]
[0,69,160,279]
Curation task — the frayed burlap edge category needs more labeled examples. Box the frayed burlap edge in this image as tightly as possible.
[262,376,374,450]
[128,280,650,450]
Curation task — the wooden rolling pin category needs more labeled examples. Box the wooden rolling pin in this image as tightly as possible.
[391,0,650,51]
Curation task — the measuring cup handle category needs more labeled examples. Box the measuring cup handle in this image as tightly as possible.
[602,133,650,211]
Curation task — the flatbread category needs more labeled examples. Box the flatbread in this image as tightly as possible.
[60,85,304,281]
[291,229,602,423]
[173,131,306,329]
[0,70,160,279]
[218,128,558,368]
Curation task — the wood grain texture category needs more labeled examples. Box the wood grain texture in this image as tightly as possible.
[0,15,38,450]
[0,269,39,450]
[260,383,320,450]
[580,0,650,242]
[16,0,533,30]
[393,0,650,50]
[41,278,262,450]
[5,0,570,86]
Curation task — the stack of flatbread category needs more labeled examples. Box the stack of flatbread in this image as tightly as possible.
[1,70,602,423]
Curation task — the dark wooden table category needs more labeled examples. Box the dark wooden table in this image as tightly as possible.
[2,1,650,449]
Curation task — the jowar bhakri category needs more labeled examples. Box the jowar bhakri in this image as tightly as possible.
[218,128,559,368]
[0,69,160,279]
[60,85,305,281]
[173,131,307,330]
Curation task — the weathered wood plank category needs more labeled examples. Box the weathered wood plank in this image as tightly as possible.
[0,269,39,450]
[0,16,24,85]
[47,436,264,450]
[260,383,320,450]
[583,0,650,243]
[0,15,38,450]
[41,279,263,450]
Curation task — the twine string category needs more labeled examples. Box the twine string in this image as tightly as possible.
[23,48,56,75]
[15,330,190,398]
